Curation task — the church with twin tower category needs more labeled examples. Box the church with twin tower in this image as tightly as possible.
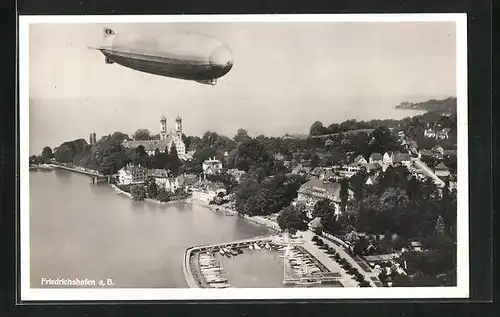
[121,115,186,158]
[160,115,186,156]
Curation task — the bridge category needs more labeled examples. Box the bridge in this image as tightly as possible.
[50,164,111,184]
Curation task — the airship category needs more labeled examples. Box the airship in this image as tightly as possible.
[89,28,234,85]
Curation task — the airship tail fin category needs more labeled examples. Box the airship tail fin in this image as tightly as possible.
[103,27,115,38]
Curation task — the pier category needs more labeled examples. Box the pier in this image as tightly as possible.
[51,164,111,184]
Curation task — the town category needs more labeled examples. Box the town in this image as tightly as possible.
[29,97,458,288]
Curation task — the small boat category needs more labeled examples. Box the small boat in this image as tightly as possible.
[237,248,243,254]
[230,249,238,256]
[254,243,261,250]
[265,243,271,249]
[219,249,225,255]
[248,244,254,250]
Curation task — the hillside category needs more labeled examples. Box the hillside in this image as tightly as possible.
[394,97,457,113]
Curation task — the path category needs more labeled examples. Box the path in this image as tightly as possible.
[300,230,379,287]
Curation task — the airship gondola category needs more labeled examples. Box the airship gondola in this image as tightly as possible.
[89,28,233,85]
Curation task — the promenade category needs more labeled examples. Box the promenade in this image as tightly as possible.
[300,230,379,287]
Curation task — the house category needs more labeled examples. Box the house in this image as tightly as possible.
[192,182,227,203]
[436,128,451,140]
[325,139,335,147]
[369,153,383,164]
[364,162,382,173]
[365,175,378,186]
[383,152,393,165]
[202,158,223,175]
[410,241,423,252]
[273,153,285,161]
[175,173,198,192]
[336,164,361,179]
[418,149,434,159]
[227,168,247,183]
[117,163,147,185]
[432,145,444,155]
[424,129,436,138]
[353,155,368,166]
[397,131,405,138]
[434,163,450,177]
[297,178,353,217]
[148,169,172,190]
[392,153,412,167]
[291,164,311,175]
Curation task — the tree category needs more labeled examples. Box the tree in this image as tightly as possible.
[133,129,151,140]
[167,143,181,174]
[41,146,53,163]
[434,214,445,236]
[233,128,251,143]
[92,132,97,144]
[89,133,93,145]
[277,205,308,234]
[310,121,325,136]
[312,199,341,233]
[131,185,146,201]
[156,189,171,202]
[146,177,159,199]
[340,178,349,212]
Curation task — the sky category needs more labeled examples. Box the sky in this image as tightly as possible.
[28,21,457,155]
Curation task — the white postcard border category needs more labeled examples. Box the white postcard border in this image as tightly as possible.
[19,13,469,301]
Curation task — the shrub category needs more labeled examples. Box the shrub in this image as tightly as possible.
[317,239,324,246]
[312,235,319,242]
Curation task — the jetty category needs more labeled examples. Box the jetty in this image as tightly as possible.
[50,164,112,184]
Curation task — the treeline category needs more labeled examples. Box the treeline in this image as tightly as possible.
[395,97,457,113]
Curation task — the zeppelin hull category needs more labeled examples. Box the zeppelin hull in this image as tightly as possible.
[96,31,234,83]
[102,50,230,81]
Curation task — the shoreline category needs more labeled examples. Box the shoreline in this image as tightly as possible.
[110,184,190,205]
[189,198,280,233]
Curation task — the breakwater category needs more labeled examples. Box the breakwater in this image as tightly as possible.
[184,236,277,288]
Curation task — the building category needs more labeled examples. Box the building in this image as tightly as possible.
[369,153,383,164]
[424,129,436,138]
[291,164,311,175]
[365,175,378,186]
[117,163,147,185]
[392,153,412,167]
[436,128,451,140]
[227,168,247,183]
[176,173,198,192]
[434,163,450,177]
[122,115,186,157]
[192,180,227,203]
[353,155,368,165]
[202,158,223,175]
[382,152,393,165]
[148,169,181,192]
[335,164,361,179]
[297,178,352,217]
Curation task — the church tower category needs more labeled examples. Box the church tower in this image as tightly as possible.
[175,116,182,135]
[160,116,167,140]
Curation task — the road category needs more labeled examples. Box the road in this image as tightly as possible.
[299,230,379,287]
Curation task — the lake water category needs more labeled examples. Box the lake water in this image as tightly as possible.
[29,169,274,288]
